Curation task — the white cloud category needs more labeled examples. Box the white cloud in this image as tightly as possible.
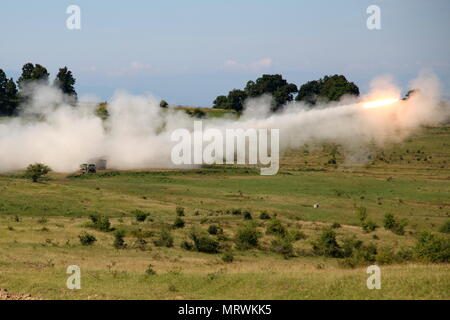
[113,61,153,76]
[223,58,272,72]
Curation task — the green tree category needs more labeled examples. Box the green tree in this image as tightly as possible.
[224,89,247,112]
[296,74,359,105]
[0,69,18,115]
[244,74,297,111]
[54,67,77,101]
[17,63,49,90]
[25,163,52,182]
[212,95,228,109]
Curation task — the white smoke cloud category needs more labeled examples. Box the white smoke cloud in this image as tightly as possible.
[0,71,448,173]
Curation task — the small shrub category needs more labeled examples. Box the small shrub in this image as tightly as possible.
[383,213,407,235]
[331,222,341,229]
[271,237,295,258]
[207,225,222,235]
[396,246,414,262]
[176,206,185,216]
[133,238,148,251]
[181,240,194,251]
[362,220,378,233]
[266,219,287,237]
[243,211,253,220]
[153,228,174,247]
[376,246,395,265]
[438,220,450,234]
[259,211,271,220]
[113,230,126,249]
[173,217,185,229]
[133,210,149,222]
[340,237,377,268]
[89,214,112,232]
[312,229,342,258]
[222,251,234,263]
[145,264,156,275]
[37,217,48,224]
[231,208,242,215]
[290,230,307,241]
[79,232,97,246]
[414,231,450,263]
[235,224,261,250]
[25,163,51,182]
[190,231,219,254]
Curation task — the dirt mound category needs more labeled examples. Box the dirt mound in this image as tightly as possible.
[0,288,40,300]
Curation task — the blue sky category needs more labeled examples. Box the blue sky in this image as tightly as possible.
[1,0,449,106]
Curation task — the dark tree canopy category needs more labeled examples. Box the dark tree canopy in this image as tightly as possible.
[224,89,247,112]
[296,74,359,105]
[0,69,19,116]
[213,74,297,112]
[54,66,77,100]
[159,100,169,108]
[17,63,49,90]
[212,95,228,109]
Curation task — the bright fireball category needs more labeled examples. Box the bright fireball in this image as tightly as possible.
[362,98,400,109]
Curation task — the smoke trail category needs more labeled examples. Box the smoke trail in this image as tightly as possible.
[0,71,448,173]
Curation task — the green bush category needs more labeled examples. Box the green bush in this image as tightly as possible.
[79,232,96,246]
[290,230,307,241]
[230,208,242,215]
[145,264,156,275]
[383,213,407,235]
[181,240,194,251]
[414,231,450,263]
[340,237,377,268]
[439,220,450,234]
[331,222,341,229]
[266,219,287,237]
[113,230,126,249]
[173,217,185,229]
[176,207,185,216]
[89,214,112,232]
[376,246,395,265]
[207,225,222,235]
[396,246,414,262]
[271,236,295,258]
[235,224,261,250]
[362,220,378,233]
[259,211,271,220]
[312,229,342,258]
[153,228,174,247]
[243,211,253,220]
[133,210,149,222]
[25,163,52,182]
[222,251,234,263]
[190,231,219,254]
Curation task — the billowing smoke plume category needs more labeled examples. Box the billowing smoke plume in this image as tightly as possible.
[0,70,448,173]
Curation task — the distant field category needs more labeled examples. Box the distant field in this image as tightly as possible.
[0,125,449,299]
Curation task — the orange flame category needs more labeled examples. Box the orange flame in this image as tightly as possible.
[362,98,400,109]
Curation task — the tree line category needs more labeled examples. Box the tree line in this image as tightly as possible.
[0,63,77,116]
[213,74,360,112]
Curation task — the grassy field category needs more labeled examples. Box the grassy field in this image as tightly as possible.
[0,125,449,299]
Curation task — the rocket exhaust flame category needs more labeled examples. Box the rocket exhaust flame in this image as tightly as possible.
[362,98,400,109]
